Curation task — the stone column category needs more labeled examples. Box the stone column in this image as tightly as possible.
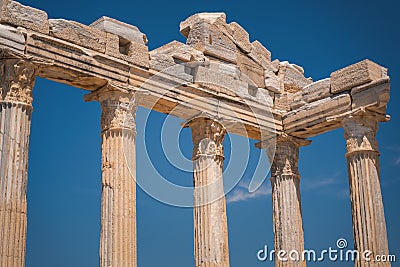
[259,134,310,267]
[185,117,230,267]
[85,86,137,267]
[343,116,390,267]
[0,57,36,267]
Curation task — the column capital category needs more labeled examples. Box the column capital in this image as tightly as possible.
[257,134,310,180]
[256,133,311,168]
[0,58,36,106]
[342,114,383,156]
[85,83,137,132]
[183,116,226,161]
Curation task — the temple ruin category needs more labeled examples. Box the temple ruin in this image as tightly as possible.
[0,1,392,266]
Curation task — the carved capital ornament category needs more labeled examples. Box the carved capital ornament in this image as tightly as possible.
[343,115,379,156]
[0,59,36,105]
[184,117,226,162]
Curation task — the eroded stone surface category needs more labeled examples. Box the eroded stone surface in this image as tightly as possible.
[180,12,226,37]
[278,61,312,93]
[187,21,237,63]
[249,40,271,69]
[284,93,352,134]
[237,51,264,88]
[192,65,239,96]
[49,19,107,53]
[302,78,331,103]
[274,92,289,111]
[0,0,49,33]
[351,78,390,113]
[331,59,384,94]
[90,16,147,45]
[105,32,149,68]
[150,40,206,63]
[228,22,252,53]
[0,24,25,52]
[290,91,306,110]
[264,69,282,93]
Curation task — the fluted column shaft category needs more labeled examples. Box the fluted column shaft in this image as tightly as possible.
[343,116,390,267]
[186,118,230,267]
[0,58,36,267]
[264,135,309,267]
[87,87,137,267]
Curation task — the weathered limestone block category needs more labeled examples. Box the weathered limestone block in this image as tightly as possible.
[88,17,150,68]
[149,41,209,81]
[150,40,206,63]
[150,56,193,82]
[125,41,149,68]
[150,53,175,71]
[254,88,274,107]
[290,91,306,110]
[0,0,49,34]
[49,19,107,53]
[104,33,147,66]
[264,69,282,93]
[192,65,239,96]
[0,24,25,52]
[271,59,280,73]
[274,92,290,111]
[291,63,304,75]
[330,59,384,94]
[104,32,119,54]
[302,78,331,103]
[25,32,130,88]
[103,33,149,68]
[180,12,226,37]
[90,16,147,45]
[351,78,390,113]
[284,93,351,132]
[187,21,237,63]
[228,22,252,53]
[278,61,312,93]
[237,51,264,87]
[208,61,239,79]
[249,40,271,69]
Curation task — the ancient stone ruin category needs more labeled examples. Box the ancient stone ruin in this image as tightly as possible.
[0,1,392,266]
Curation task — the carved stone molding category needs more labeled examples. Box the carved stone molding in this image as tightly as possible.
[0,58,36,105]
[343,115,379,156]
[184,117,226,163]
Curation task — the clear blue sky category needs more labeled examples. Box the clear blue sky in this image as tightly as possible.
[19,0,399,266]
